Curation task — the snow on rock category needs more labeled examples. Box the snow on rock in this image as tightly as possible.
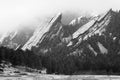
[0,33,8,44]
[9,31,18,40]
[73,9,112,40]
[0,31,18,45]
[22,13,62,50]
[88,44,97,56]
[67,41,73,46]
[0,27,34,49]
[85,13,111,39]
[113,37,117,41]
[69,16,83,26]
[97,10,109,22]
[93,11,111,35]
[97,42,108,54]
[70,9,113,48]
[73,18,97,39]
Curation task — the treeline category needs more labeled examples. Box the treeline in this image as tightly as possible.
[0,47,42,69]
[41,45,120,75]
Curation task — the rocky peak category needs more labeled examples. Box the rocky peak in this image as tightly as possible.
[68,9,120,56]
[22,13,62,50]
[68,9,114,47]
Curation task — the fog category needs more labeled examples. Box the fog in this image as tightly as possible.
[0,0,120,33]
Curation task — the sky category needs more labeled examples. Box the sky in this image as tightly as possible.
[0,0,120,33]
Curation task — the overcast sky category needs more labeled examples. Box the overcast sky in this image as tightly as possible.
[0,0,120,33]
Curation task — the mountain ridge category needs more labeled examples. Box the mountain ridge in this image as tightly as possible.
[0,9,119,56]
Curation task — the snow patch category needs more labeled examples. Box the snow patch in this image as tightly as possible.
[73,19,96,39]
[69,16,82,26]
[88,44,97,56]
[97,42,108,54]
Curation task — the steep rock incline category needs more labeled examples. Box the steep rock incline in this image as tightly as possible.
[69,16,91,34]
[72,18,97,39]
[22,12,91,53]
[69,9,112,47]
[39,16,91,45]
[0,28,34,49]
[22,13,62,50]
[69,9,120,56]
[0,12,90,52]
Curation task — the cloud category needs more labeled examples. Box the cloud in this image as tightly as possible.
[0,0,119,33]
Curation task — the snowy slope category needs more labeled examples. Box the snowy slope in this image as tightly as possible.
[22,13,62,50]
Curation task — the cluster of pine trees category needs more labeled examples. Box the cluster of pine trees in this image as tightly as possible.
[0,47,42,69]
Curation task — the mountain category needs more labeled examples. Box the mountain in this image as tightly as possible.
[1,9,120,56]
[69,9,112,47]
[22,13,90,54]
[0,12,90,52]
[68,9,120,56]
[37,9,120,74]
[0,27,34,49]
[22,13,62,50]
[1,9,120,75]
[22,9,120,56]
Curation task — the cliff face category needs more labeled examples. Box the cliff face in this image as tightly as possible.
[68,9,120,56]
[22,13,90,54]
[22,13,62,50]
[69,9,112,47]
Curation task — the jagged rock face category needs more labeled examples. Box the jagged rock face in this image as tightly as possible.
[0,28,34,49]
[69,16,91,33]
[22,13,90,54]
[22,13,75,53]
[69,9,120,56]
[22,13,63,51]
[0,12,90,52]
[69,9,112,47]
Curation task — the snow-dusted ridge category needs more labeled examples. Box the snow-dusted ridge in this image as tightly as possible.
[22,13,62,50]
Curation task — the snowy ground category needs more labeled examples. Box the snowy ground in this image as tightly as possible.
[0,75,120,80]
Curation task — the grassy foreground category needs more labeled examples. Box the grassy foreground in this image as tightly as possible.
[0,75,120,80]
